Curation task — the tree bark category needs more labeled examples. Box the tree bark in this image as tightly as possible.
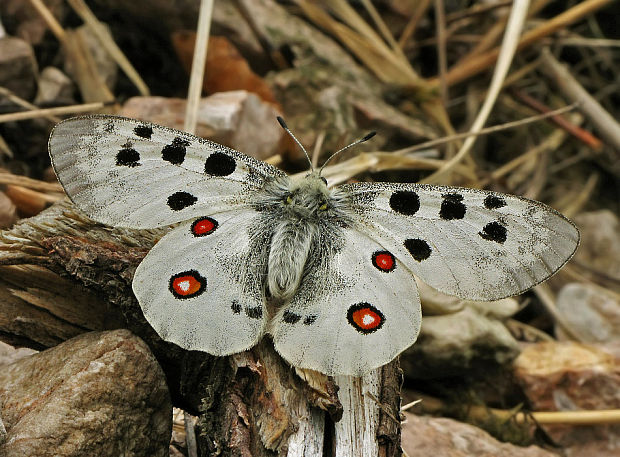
[0,200,403,456]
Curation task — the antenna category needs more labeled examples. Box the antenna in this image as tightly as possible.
[319,130,376,174]
[277,116,313,170]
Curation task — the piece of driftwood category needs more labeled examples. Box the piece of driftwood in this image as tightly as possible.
[0,199,403,456]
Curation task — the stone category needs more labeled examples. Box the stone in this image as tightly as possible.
[401,413,556,457]
[513,341,620,457]
[573,210,620,281]
[120,91,283,160]
[556,283,620,343]
[0,341,36,367]
[401,301,520,379]
[34,66,76,106]
[0,329,171,457]
[0,36,38,105]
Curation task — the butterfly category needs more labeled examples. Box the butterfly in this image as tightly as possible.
[48,115,579,376]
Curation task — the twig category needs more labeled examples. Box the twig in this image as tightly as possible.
[434,0,449,105]
[437,0,614,87]
[511,88,602,150]
[0,86,61,123]
[0,102,107,123]
[540,47,620,151]
[184,0,214,134]
[395,103,577,156]
[397,0,431,49]
[27,0,67,44]
[183,412,198,457]
[422,0,531,184]
[0,172,64,193]
[66,0,150,96]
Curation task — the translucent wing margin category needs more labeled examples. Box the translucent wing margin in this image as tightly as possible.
[271,227,421,376]
[49,115,285,228]
[132,209,268,354]
[339,182,579,301]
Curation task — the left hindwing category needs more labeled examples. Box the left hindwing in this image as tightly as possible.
[270,227,421,377]
[132,209,268,355]
[340,182,579,301]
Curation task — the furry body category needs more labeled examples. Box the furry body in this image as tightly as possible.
[257,172,349,299]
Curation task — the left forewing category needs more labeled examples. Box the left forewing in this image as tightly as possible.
[339,182,580,301]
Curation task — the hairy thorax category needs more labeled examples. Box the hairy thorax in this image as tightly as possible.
[257,172,348,299]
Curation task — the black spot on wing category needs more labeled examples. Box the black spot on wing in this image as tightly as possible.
[116,144,140,167]
[404,238,431,261]
[389,190,420,215]
[162,137,190,165]
[479,221,507,243]
[245,306,263,319]
[231,301,241,314]
[440,193,466,220]
[134,124,153,139]
[303,315,318,325]
[283,311,302,324]
[205,152,236,176]
[167,191,197,211]
[484,195,507,209]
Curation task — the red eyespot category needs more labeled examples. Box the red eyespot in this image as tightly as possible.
[191,217,218,236]
[372,251,396,272]
[169,270,206,299]
[347,303,385,334]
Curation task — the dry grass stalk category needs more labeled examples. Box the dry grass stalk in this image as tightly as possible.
[0,87,61,123]
[66,0,150,97]
[0,102,107,123]
[184,0,214,135]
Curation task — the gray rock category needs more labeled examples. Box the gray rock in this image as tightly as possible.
[0,329,171,457]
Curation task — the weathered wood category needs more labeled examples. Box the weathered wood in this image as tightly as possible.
[0,200,403,455]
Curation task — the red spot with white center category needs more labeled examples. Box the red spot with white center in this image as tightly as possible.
[347,303,385,334]
[191,217,218,236]
[372,250,396,272]
[169,270,206,299]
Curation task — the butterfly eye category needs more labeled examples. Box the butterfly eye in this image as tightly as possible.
[319,202,328,211]
[286,195,293,204]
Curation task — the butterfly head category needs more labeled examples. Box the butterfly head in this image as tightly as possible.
[283,172,331,218]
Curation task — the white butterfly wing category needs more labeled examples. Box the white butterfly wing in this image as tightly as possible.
[340,183,579,301]
[271,228,421,376]
[132,209,268,354]
[49,115,284,228]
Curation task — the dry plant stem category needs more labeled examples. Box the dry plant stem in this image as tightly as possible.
[411,392,620,425]
[533,284,587,343]
[455,0,548,64]
[480,114,580,188]
[27,0,67,44]
[0,171,64,193]
[0,87,61,123]
[511,88,603,149]
[397,0,431,48]
[395,104,577,157]
[560,172,598,219]
[0,135,14,159]
[446,0,514,23]
[183,412,198,457]
[540,48,620,151]
[422,0,531,184]
[438,0,613,87]
[66,0,150,96]
[359,0,409,63]
[184,0,214,135]
[434,0,449,105]
[0,102,107,123]
[63,28,116,103]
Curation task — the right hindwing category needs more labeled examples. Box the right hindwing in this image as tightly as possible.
[132,208,269,355]
[49,115,285,229]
